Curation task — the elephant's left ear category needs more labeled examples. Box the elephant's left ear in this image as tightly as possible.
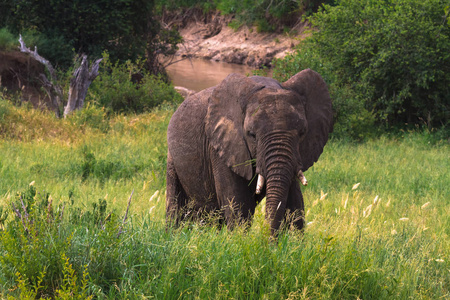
[282,69,333,171]
[206,73,264,180]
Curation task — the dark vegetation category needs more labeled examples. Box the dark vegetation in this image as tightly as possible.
[0,0,181,73]
[156,0,334,31]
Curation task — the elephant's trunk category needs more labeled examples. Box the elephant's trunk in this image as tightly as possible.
[259,132,298,235]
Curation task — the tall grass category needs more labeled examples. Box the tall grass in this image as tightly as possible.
[0,101,448,298]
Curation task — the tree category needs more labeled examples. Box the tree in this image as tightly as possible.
[275,0,450,135]
[18,36,102,118]
[312,0,450,128]
[3,0,179,72]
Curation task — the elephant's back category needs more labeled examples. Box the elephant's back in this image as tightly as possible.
[167,87,213,145]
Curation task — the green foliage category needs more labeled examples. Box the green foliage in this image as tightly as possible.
[55,254,92,300]
[216,0,302,31]
[0,185,92,298]
[155,0,215,12]
[273,48,377,140]
[286,0,449,134]
[0,27,16,51]
[157,0,332,32]
[69,104,109,132]
[79,145,151,183]
[19,29,74,70]
[0,97,11,124]
[2,0,169,70]
[87,53,183,115]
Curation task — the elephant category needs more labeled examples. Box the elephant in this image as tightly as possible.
[166,69,333,235]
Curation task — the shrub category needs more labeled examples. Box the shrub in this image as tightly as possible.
[87,53,183,115]
[69,104,109,132]
[0,185,92,298]
[274,0,450,138]
[0,185,129,298]
[273,46,377,140]
[0,27,16,51]
[313,0,449,128]
[14,29,75,70]
[0,97,11,123]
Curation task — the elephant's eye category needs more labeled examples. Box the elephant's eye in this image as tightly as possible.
[248,131,256,139]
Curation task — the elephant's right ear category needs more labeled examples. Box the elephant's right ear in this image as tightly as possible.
[282,69,333,171]
[206,73,264,180]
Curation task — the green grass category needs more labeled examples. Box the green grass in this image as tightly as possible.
[0,102,448,298]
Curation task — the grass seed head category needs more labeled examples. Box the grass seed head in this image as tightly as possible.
[149,190,159,202]
[421,202,430,209]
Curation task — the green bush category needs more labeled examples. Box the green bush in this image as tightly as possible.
[0,27,16,51]
[313,0,449,128]
[69,104,109,132]
[87,53,183,115]
[0,97,11,122]
[216,0,302,31]
[20,29,74,70]
[0,97,13,137]
[273,46,376,140]
[274,0,450,138]
[155,0,213,12]
[0,185,92,298]
[79,146,148,182]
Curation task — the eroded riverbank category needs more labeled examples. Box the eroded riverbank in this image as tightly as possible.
[172,15,307,69]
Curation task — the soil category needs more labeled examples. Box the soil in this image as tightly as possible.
[172,14,309,68]
[0,51,49,107]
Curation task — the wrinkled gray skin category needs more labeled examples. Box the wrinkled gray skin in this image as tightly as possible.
[166,69,333,235]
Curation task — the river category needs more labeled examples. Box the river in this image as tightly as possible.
[166,58,255,92]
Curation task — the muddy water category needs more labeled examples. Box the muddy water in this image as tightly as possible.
[166,58,255,92]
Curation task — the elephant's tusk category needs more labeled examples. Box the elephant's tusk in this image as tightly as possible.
[297,170,308,186]
[256,174,265,194]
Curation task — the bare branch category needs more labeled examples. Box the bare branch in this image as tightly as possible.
[18,34,63,117]
[19,35,57,83]
[89,58,103,80]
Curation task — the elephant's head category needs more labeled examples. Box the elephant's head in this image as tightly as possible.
[205,69,333,233]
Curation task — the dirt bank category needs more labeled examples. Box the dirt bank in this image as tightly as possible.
[173,15,307,68]
[0,51,49,106]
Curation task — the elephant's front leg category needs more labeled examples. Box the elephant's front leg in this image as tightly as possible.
[285,181,305,231]
[210,148,256,228]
